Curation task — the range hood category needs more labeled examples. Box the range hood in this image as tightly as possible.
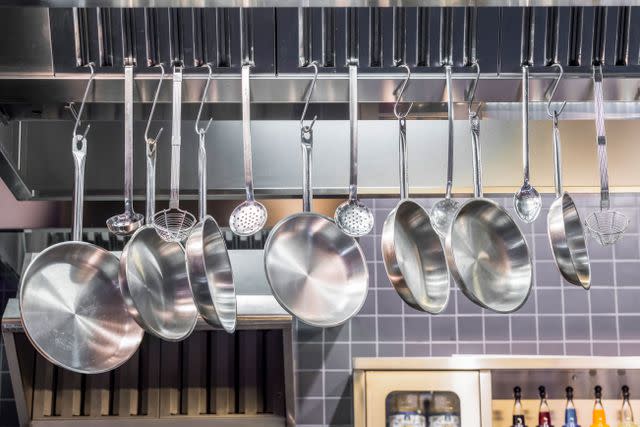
[2,6,640,201]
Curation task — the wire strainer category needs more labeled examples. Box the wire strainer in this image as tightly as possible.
[585,64,629,246]
[153,66,196,242]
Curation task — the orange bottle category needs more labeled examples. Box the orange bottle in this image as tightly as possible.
[591,386,609,427]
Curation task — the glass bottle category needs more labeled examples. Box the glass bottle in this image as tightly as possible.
[564,386,580,427]
[539,386,552,427]
[514,386,526,427]
[620,385,636,427]
[591,385,609,427]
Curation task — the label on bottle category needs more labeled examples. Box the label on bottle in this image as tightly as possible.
[388,413,427,427]
[429,414,461,427]
[565,408,578,427]
[539,411,552,427]
[513,415,526,426]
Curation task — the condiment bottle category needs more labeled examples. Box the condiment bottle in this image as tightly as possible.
[591,385,609,427]
[619,385,637,427]
[513,386,527,427]
[563,386,580,427]
[539,386,553,427]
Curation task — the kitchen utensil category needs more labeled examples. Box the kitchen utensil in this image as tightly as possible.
[514,64,542,223]
[229,64,267,236]
[445,61,533,313]
[186,64,237,333]
[546,63,591,289]
[119,64,198,341]
[334,64,374,237]
[153,66,196,242]
[381,64,449,314]
[20,64,143,374]
[265,63,368,327]
[107,64,144,236]
[585,64,629,246]
[431,65,459,237]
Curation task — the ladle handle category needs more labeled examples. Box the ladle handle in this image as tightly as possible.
[593,65,610,211]
[169,66,182,210]
[348,63,358,202]
[552,114,563,198]
[198,132,207,220]
[398,117,408,200]
[124,65,135,215]
[445,65,454,199]
[72,134,87,242]
[470,114,482,198]
[521,64,531,185]
[241,64,256,202]
[145,138,157,222]
[301,128,313,213]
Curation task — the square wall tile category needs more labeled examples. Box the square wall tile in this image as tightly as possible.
[404,317,430,342]
[617,289,640,313]
[377,289,404,314]
[539,342,564,355]
[619,316,640,340]
[538,316,563,341]
[297,371,323,398]
[351,343,377,358]
[590,262,615,287]
[485,343,511,354]
[297,322,323,343]
[297,398,324,425]
[325,323,350,343]
[457,293,483,314]
[378,343,404,357]
[351,316,376,342]
[431,343,457,357]
[535,235,554,260]
[616,262,640,287]
[564,316,590,340]
[535,262,562,287]
[378,317,403,342]
[324,371,351,398]
[511,316,537,341]
[484,316,510,341]
[588,240,614,260]
[325,398,352,426]
[297,343,324,370]
[432,316,457,341]
[405,343,429,357]
[590,288,616,314]
[537,289,562,314]
[324,343,350,370]
[563,289,589,314]
[566,342,591,356]
[511,342,538,355]
[614,237,640,260]
[458,317,483,341]
[593,342,618,356]
[621,343,640,356]
[358,290,376,315]
[459,343,484,354]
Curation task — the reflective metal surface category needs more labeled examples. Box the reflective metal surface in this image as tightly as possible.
[19,241,143,374]
[382,200,449,313]
[119,226,197,341]
[186,217,236,333]
[264,212,368,327]
[548,193,591,288]
[446,198,533,313]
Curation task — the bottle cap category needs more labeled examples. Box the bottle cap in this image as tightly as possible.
[623,385,630,400]
[515,386,522,399]
[566,387,574,401]
[595,386,602,400]
[540,386,547,399]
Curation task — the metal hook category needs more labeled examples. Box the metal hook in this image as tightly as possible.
[300,61,319,133]
[393,64,414,119]
[72,62,96,138]
[144,63,166,147]
[546,63,567,119]
[467,60,482,117]
[195,63,214,136]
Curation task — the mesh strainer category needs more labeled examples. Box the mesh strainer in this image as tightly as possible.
[585,64,629,246]
[229,64,267,236]
[334,64,374,237]
[153,66,196,242]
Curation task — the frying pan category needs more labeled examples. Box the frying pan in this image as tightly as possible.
[381,69,449,314]
[185,65,237,333]
[20,80,144,373]
[119,66,198,341]
[445,86,533,313]
[264,106,368,327]
[546,64,590,289]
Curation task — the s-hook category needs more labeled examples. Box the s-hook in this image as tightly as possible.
[300,61,319,137]
[393,64,413,119]
[144,63,166,151]
[546,63,567,123]
[195,63,214,136]
[72,62,96,139]
[467,60,482,118]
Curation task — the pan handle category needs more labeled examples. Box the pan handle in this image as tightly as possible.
[348,64,359,202]
[470,115,482,198]
[552,114,563,198]
[169,66,183,210]
[301,128,313,213]
[398,117,408,200]
[72,134,87,242]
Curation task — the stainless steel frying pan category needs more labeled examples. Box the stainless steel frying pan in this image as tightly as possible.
[186,65,236,333]
[264,76,368,327]
[119,66,198,341]
[546,64,590,289]
[20,69,144,373]
[445,66,533,313]
[381,67,449,314]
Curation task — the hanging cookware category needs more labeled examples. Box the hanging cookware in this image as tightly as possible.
[106,64,144,236]
[185,64,237,333]
[229,64,268,236]
[152,66,196,242]
[120,64,198,341]
[20,65,144,374]
[264,63,368,327]
[334,63,374,237]
[545,63,591,289]
[381,65,449,314]
[445,62,533,313]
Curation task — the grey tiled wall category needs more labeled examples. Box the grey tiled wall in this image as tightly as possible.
[295,193,640,427]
